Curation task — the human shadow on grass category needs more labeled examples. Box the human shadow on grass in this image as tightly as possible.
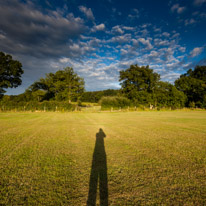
[87,128,108,206]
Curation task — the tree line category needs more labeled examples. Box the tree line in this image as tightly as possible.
[1,51,206,109]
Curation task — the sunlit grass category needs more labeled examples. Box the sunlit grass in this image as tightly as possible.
[0,111,206,205]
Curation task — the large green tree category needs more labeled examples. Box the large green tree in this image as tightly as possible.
[154,81,186,108]
[119,65,160,103]
[29,67,85,102]
[119,64,186,108]
[0,51,24,97]
[175,66,206,108]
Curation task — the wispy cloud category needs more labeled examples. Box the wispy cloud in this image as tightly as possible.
[122,26,136,31]
[162,32,170,37]
[190,47,204,57]
[171,4,186,14]
[179,47,186,52]
[111,25,124,34]
[185,18,196,26]
[79,5,95,21]
[138,38,153,50]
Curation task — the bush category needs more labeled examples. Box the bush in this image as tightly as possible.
[99,96,131,110]
[0,100,75,112]
[188,101,196,108]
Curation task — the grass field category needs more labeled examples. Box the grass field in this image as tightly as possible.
[0,111,206,205]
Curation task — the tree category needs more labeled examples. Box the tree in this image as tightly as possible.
[32,90,47,102]
[29,67,85,102]
[119,64,186,108]
[0,51,24,97]
[154,81,186,108]
[175,66,206,108]
[119,65,160,103]
[80,89,120,103]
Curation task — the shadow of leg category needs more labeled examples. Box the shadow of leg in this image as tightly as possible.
[87,162,98,206]
[87,129,108,206]
[99,166,108,206]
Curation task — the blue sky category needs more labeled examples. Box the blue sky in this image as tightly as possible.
[1,0,206,94]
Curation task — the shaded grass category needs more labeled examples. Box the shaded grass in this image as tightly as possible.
[0,111,206,205]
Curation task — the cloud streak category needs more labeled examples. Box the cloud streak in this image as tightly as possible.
[171,4,186,14]
[79,6,95,21]
[190,47,204,57]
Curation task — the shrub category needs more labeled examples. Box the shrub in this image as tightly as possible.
[188,101,196,108]
[0,100,75,112]
[99,96,131,110]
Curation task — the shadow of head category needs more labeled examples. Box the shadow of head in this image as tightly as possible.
[97,128,106,139]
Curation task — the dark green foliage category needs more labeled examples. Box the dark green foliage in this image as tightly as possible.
[181,66,206,81]
[175,66,206,108]
[81,89,120,103]
[1,90,48,102]
[0,99,75,112]
[154,81,186,109]
[29,67,84,102]
[99,96,131,109]
[119,65,186,108]
[132,91,153,106]
[119,65,160,101]
[0,51,24,96]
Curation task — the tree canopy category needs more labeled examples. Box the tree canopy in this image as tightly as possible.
[119,65,159,103]
[29,67,85,102]
[154,81,186,108]
[175,66,206,108]
[0,51,24,97]
[119,64,186,108]
[119,65,160,95]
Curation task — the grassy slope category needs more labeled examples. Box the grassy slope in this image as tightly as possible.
[0,111,206,205]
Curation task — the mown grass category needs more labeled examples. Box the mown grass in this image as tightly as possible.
[0,111,206,205]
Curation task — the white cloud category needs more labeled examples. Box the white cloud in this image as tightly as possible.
[109,34,131,44]
[140,29,149,36]
[190,47,204,57]
[154,27,162,33]
[0,34,6,39]
[91,23,105,32]
[162,32,170,37]
[138,38,153,49]
[179,47,186,52]
[132,39,139,47]
[141,24,151,29]
[171,4,186,14]
[184,18,196,26]
[172,33,180,38]
[161,72,181,81]
[79,6,95,21]
[59,57,70,63]
[148,51,159,58]
[154,39,170,46]
[111,25,124,34]
[122,26,135,31]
